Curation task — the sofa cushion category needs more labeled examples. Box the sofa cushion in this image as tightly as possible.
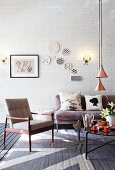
[85,95,102,110]
[55,110,87,121]
[59,92,83,111]
[55,95,109,111]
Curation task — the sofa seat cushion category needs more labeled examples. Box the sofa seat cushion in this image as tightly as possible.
[55,110,87,121]
[55,110,101,121]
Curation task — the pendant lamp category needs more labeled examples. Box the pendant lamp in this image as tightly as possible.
[96,65,108,78]
[95,78,105,91]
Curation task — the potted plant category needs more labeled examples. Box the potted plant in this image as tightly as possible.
[100,102,115,125]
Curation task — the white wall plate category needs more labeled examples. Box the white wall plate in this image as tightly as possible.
[42,56,51,65]
[49,42,60,54]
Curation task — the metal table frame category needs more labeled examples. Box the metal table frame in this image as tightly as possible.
[75,128,115,159]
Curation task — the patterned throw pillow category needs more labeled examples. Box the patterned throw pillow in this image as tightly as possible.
[85,95,102,110]
[59,92,83,111]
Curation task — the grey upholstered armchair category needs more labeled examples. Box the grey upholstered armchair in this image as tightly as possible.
[4,98,54,151]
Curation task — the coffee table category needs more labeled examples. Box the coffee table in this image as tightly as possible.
[73,124,115,159]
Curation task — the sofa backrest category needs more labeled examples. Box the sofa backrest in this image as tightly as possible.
[55,95,115,110]
[106,95,115,104]
[55,95,61,111]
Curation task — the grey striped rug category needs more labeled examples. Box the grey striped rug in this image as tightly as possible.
[0,129,115,170]
[0,123,20,161]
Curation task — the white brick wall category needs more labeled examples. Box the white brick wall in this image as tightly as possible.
[0,0,115,122]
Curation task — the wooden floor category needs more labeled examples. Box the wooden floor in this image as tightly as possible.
[0,129,115,170]
[0,123,20,160]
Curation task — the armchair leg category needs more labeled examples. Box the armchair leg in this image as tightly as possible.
[3,130,6,148]
[56,123,58,132]
[52,128,54,142]
[29,134,31,152]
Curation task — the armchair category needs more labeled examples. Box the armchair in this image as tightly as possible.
[4,98,54,151]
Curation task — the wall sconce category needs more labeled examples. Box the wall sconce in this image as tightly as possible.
[0,54,7,63]
[83,54,91,65]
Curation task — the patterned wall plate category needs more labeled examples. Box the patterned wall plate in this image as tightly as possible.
[49,42,60,54]
[62,48,70,56]
[71,69,77,74]
[56,58,64,65]
[64,63,72,70]
[42,56,51,65]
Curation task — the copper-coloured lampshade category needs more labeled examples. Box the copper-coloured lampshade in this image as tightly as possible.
[95,79,105,91]
[96,65,108,78]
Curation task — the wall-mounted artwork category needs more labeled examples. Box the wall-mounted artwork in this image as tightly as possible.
[71,69,77,74]
[64,63,72,70]
[62,48,70,56]
[49,42,60,54]
[10,55,39,78]
[71,76,82,81]
[42,56,51,65]
[56,58,64,65]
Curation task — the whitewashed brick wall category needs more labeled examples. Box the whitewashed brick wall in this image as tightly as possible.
[0,0,115,122]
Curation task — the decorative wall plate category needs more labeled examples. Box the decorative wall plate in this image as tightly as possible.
[64,63,72,70]
[71,69,77,74]
[62,48,70,56]
[56,58,64,65]
[49,42,60,54]
[42,56,51,65]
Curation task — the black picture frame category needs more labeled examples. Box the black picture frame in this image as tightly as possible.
[10,54,39,78]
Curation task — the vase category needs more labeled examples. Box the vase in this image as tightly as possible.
[106,115,115,126]
[82,114,94,127]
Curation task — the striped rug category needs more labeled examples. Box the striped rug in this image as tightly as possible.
[0,129,115,170]
[0,123,20,160]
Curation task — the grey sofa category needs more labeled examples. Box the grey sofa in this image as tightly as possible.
[54,95,115,129]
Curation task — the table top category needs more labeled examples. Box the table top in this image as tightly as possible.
[74,126,115,137]
[73,120,115,137]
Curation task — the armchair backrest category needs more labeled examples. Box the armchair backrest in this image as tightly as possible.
[6,98,33,124]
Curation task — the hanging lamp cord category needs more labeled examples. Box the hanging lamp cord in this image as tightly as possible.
[99,0,103,69]
[100,0,103,67]
[99,0,100,69]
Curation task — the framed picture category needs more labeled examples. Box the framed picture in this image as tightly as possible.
[10,55,39,78]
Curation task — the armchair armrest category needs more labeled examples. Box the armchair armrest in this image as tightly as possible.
[31,111,53,115]
[5,115,30,135]
[31,112,38,115]
[6,115,29,121]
